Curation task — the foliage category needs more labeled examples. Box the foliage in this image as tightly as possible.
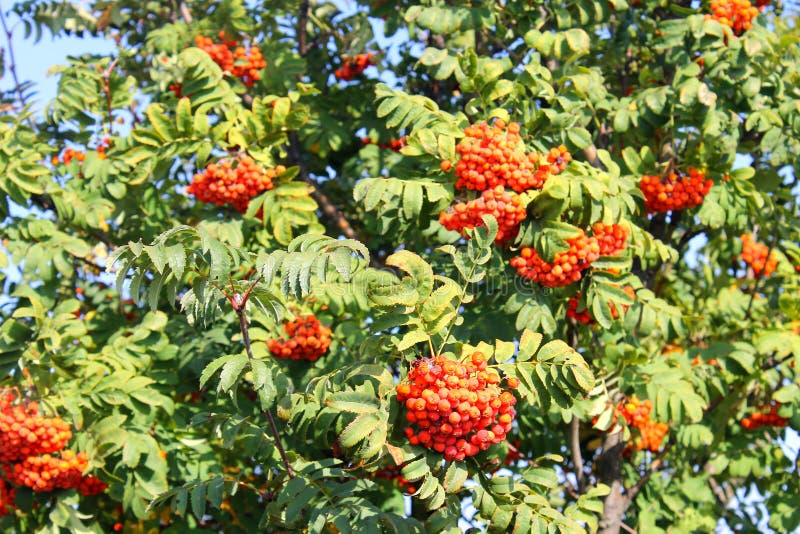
[1,0,799,533]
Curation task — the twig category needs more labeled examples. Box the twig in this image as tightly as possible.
[0,8,36,130]
[298,1,310,56]
[102,58,119,134]
[626,442,672,501]
[178,1,193,23]
[619,522,638,534]
[234,303,295,478]
[569,416,586,493]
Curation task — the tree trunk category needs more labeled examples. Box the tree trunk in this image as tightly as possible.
[598,430,628,534]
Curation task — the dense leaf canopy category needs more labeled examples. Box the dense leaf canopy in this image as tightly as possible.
[0,1,799,532]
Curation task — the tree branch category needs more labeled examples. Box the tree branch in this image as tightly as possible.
[178,1,193,23]
[598,429,627,534]
[569,415,586,493]
[286,132,360,241]
[297,1,310,56]
[626,442,672,501]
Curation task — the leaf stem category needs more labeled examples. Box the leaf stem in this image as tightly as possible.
[235,306,295,478]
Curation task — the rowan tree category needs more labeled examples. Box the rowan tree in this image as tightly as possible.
[0,1,798,533]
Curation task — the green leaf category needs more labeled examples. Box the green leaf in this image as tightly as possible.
[326,392,380,414]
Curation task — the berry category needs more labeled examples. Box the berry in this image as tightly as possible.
[5,450,89,492]
[740,403,788,430]
[616,396,669,452]
[335,53,376,81]
[395,353,516,462]
[439,186,526,245]
[592,223,628,257]
[740,234,777,277]
[638,168,713,213]
[361,136,406,152]
[195,32,267,87]
[187,156,283,213]
[454,120,562,193]
[706,0,760,35]
[77,475,108,496]
[53,148,85,166]
[0,394,73,463]
[267,314,332,361]
[509,230,601,287]
[566,295,593,324]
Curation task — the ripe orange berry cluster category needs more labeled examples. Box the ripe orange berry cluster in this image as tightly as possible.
[4,450,89,493]
[706,0,759,35]
[187,156,283,213]
[639,169,713,213]
[267,314,332,362]
[395,353,517,462]
[740,234,777,277]
[51,148,85,167]
[0,397,72,462]
[592,223,628,257]
[361,136,407,152]
[509,230,601,287]
[633,420,670,453]
[335,53,376,81]
[194,32,267,87]
[617,397,668,452]
[453,120,566,193]
[439,186,527,245]
[741,403,788,430]
[0,391,106,503]
[374,465,416,494]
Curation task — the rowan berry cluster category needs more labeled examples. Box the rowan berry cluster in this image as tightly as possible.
[188,156,283,213]
[0,390,106,510]
[741,403,788,430]
[439,186,527,245]
[592,223,628,257]
[453,120,565,193]
[639,168,713,213]
[617,397,669,452]
[395,352,517,462]
[509,230,601,287]
[194,32,267,87]
[706,0,760,35]
[374,465,415,494]
[4,450,89,492]
[267,314,332,362]
[361,136,407,152]
[51,148,85,167]
[566,296,593,324]
[335,53,376,81]
[0,397,72,462]
[740,234,777,277]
